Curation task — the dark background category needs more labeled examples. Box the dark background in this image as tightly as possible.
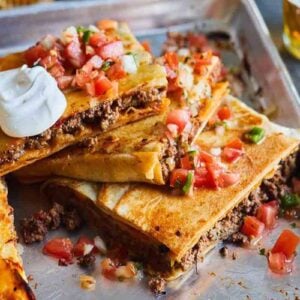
[255,0,300,94]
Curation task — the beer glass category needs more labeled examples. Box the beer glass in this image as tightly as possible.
[283,0,300,59]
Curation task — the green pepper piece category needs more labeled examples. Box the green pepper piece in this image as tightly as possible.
[280,193,300,208]
[244,127,265,144]
[82,30,92,44]
[182,171,194,195]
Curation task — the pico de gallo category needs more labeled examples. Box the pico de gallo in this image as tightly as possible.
[24,20,140,97]
[167,104,244,195]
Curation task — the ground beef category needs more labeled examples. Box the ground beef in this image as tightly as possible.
[20,202,82,244]
[229,232,250,246]
[148,277,166,295]
[77,253,96,268]
[0,87,165,165]
[62,208,82,231]
[20,216,48,244]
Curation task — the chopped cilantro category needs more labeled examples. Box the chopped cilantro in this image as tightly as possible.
[280,193,300,209]
[82,30,92,44]
[290,223,297,228]
[259,248,266,256]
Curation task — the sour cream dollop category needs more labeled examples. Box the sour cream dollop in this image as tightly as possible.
[0,65,66,138]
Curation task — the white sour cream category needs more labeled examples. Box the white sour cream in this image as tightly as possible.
[0,65,66,138]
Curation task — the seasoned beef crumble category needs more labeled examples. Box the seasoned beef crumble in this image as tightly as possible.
[0,87,165,166]
[77,253,96,268]
[20,202,83,244]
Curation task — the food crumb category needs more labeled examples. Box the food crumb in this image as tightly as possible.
[77,253,96,268]
[219,246,229,257]
[232,252,237,260]
[148,277,166,295]
[79,275,96,291]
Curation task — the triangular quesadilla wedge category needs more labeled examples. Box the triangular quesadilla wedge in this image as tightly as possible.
[0,178,35,299]
[15,52,228,185]
[40,97,300,281]
[0,21,167,176]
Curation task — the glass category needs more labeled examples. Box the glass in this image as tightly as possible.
[283,0,300,59]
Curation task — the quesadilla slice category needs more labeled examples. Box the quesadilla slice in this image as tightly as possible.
[0,21,167,176]
[40,97,300,282]
[0,178,35,299]
[15,51,228,185]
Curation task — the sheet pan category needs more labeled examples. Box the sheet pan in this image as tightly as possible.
[1,0,299,299]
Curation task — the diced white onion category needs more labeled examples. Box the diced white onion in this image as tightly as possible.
[88,25,100,32]
[177,48,190,57]
[83,243,94,256]
[215,125,225,136]
[121,55,137,74]
[178,63,194,90]
[94,236,107,254]
[61,26,78,45]
[210,147,221,156]
[40,35,55,50]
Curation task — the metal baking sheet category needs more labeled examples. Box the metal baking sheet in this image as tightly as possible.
[1,0,300,299]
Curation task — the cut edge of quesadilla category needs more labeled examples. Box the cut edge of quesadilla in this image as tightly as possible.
[40,98,300,281]
[0,178,35,299]
[0,22,168,176]
[15,58,229,185]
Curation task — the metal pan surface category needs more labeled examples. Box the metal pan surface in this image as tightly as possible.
[1,0,299,299]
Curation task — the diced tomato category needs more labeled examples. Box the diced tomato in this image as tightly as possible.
[65,41,86,68]
[97,41,124,60]
[256,203,277,229]
[85,81,95,96]
[107,61,126,80]
[39,55,58,69]
[271,229,300,259]
[75,70,91,88]
[164,52,179,70]
[73,236,95,257]
[97,19,118,31]
[188,33,207,48]
[57,75,73,90]
[199,150,215,164]
[48,63,65,78]
[241,216,265,237]
[24,44,49,66]
[170,169,188,187]
[101,258,117,280]
[141,40,152,53]
[43,238,73,262]
[218,171,240,188]
[217,106,232,121]
[166,109,190,133]
[268,252,292,274]
[205,163,223,189]
[222,147,244,163]
[266,200,279,209]
[89,32,107,48]
[94,75,113,96]
[226,138,244,150]
[194,168,209,188]
[81,55,103,73]
[193,52,212,74]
